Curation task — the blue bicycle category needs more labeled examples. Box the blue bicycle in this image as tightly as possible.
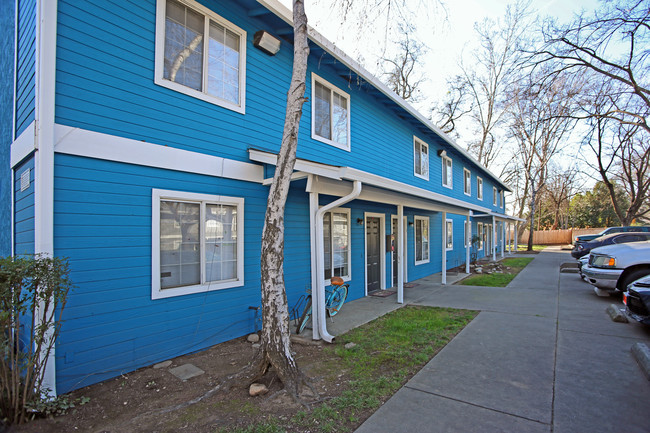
[296,277,349,334]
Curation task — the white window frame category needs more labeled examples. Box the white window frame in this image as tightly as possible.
[311,73,351,151]
[500,190,505,208]
[442,155,453,189]
[463,168,471,196]
[414,216,430,265]
[493,186,498,206]
[413,136,429,180]
[152,189,245,299]
[477,177,483,200]
[154,0,247,114]
[477,222,484,250]
[446,219,453,250]
[322,207,352,282]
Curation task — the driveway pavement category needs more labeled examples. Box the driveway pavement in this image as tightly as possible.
[335,246,650,433]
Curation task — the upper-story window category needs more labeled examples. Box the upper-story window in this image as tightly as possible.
[493,186,498,206]
[155,0,247,113]
[477,177,483,200]
[501,190,505,208]
[312,74,350,151]
[414,137,429,180]
[463,168,471,196]
[442,155,453,188]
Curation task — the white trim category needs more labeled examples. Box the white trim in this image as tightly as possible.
[249,149,493,214]
[391,215,408,288]
[322,207,352,283]
[151,189,245,300]
[463,168,471,196]
[477,222,484,251]
[442,155,452,189]
[414,215,430,265]
[477,176,483,200]
[493,186,498,206]
[255,0,510,192]
[413,136,429,181]
[54,124,264,183]
[34,0,58,397]
[12,0,18,141]
[364,212,386,294]
[445,218,453,251]
[10,121,36,167]
[311,73,351,152]
[154,0,247,114]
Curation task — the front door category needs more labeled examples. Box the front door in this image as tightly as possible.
[366,216,381,292]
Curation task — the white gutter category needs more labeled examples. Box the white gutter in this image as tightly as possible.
[314,180,362,343]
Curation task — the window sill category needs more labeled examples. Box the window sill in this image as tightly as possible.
[154,78,245,115]
[152,279,244,300]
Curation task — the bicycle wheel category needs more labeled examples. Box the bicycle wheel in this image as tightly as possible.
[296,297,312,334]
[327,284,348,317]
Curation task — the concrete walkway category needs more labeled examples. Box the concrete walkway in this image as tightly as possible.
[323,246,650,432]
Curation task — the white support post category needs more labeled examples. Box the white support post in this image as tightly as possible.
[492,216,497,261]
[442,211,447,284]
[501,222,505,258]
[397,205,404,304]
[514,223,519,252]
[465,213,470,273]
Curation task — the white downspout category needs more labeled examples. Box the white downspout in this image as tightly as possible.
[465,213,470,273]
[308,189,321,340]
[501,222,505,258]
[515,223,519,252]
[492,216,496,261]
[314,180,362,343]
[397,205,404,304]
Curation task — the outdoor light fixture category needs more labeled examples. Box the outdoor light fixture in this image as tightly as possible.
[357,218,364,225]
[253,30,281,55]
[437,149,447,157]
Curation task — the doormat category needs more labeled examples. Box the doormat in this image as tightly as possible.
[369,290,396,297]
[404,283,419,288]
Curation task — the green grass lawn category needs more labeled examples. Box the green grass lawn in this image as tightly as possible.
[223,306,477,433]
[459,257,534,287]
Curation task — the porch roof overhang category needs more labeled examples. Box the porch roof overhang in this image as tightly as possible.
[472,211,527,223]
[249,148,495,215]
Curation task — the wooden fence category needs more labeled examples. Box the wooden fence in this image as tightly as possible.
[510,228,606,245]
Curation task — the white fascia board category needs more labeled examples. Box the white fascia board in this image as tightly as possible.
[10,121,36,167]
[489,211,526,223]
[54,125,264,184]
[255,0,510,193]
[248,148,344,180]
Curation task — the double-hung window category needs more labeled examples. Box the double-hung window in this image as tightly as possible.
[414,216,430,264]
[477,177,483,200]
[312,74,350,151]
[446,219,453,250]
[323,209,351,280]
[463,168,471,195]
[442,155,453,188]
[152,189,244,299]
[155,0,246,113]
[477,223,484,250]
[414,137,429,180]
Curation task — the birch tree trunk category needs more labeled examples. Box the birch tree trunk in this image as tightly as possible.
[255,0,310,399]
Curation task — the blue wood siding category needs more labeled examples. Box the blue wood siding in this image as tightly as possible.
[53,153,318,393]
[54,0,506,204]
[0,0,14,257]
[15,0,36,137]
[14,156,35,256]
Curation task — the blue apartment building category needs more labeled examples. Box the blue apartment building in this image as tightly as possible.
[1,0,520,395]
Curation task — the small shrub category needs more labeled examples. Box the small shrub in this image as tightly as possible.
[0,254,72,425]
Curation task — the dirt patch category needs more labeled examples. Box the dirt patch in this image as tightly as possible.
[8,336,339,433]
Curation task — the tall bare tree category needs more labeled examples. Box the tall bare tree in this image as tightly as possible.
[382,25,427,101]
[430,74,473,135]
[459,0,532,169]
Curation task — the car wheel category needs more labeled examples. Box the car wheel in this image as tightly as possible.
[618,268,650,292]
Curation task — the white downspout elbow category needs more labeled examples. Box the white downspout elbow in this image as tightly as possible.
[315,180,362,343]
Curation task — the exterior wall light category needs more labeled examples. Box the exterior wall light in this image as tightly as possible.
[437,149,447,157]
[253,30,281,55]
[356,218,364,225]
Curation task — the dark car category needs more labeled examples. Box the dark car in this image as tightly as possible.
[623,275,650,325]
[571,232,650,259]
[573,226,650,245]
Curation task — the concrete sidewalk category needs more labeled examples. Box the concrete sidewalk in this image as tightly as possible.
[327,247,650,432]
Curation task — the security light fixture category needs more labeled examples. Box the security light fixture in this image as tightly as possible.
[357,218,364,225]
[437,149,447,157]
[253,30,281,55]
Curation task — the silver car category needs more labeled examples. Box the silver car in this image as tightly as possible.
[581,241,650,293]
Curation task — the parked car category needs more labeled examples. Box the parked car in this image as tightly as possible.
[571,232,650,259]
[573,226,650,244]
[623,275,650,325]
[577,255,590,281]
[581,241,650,293]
